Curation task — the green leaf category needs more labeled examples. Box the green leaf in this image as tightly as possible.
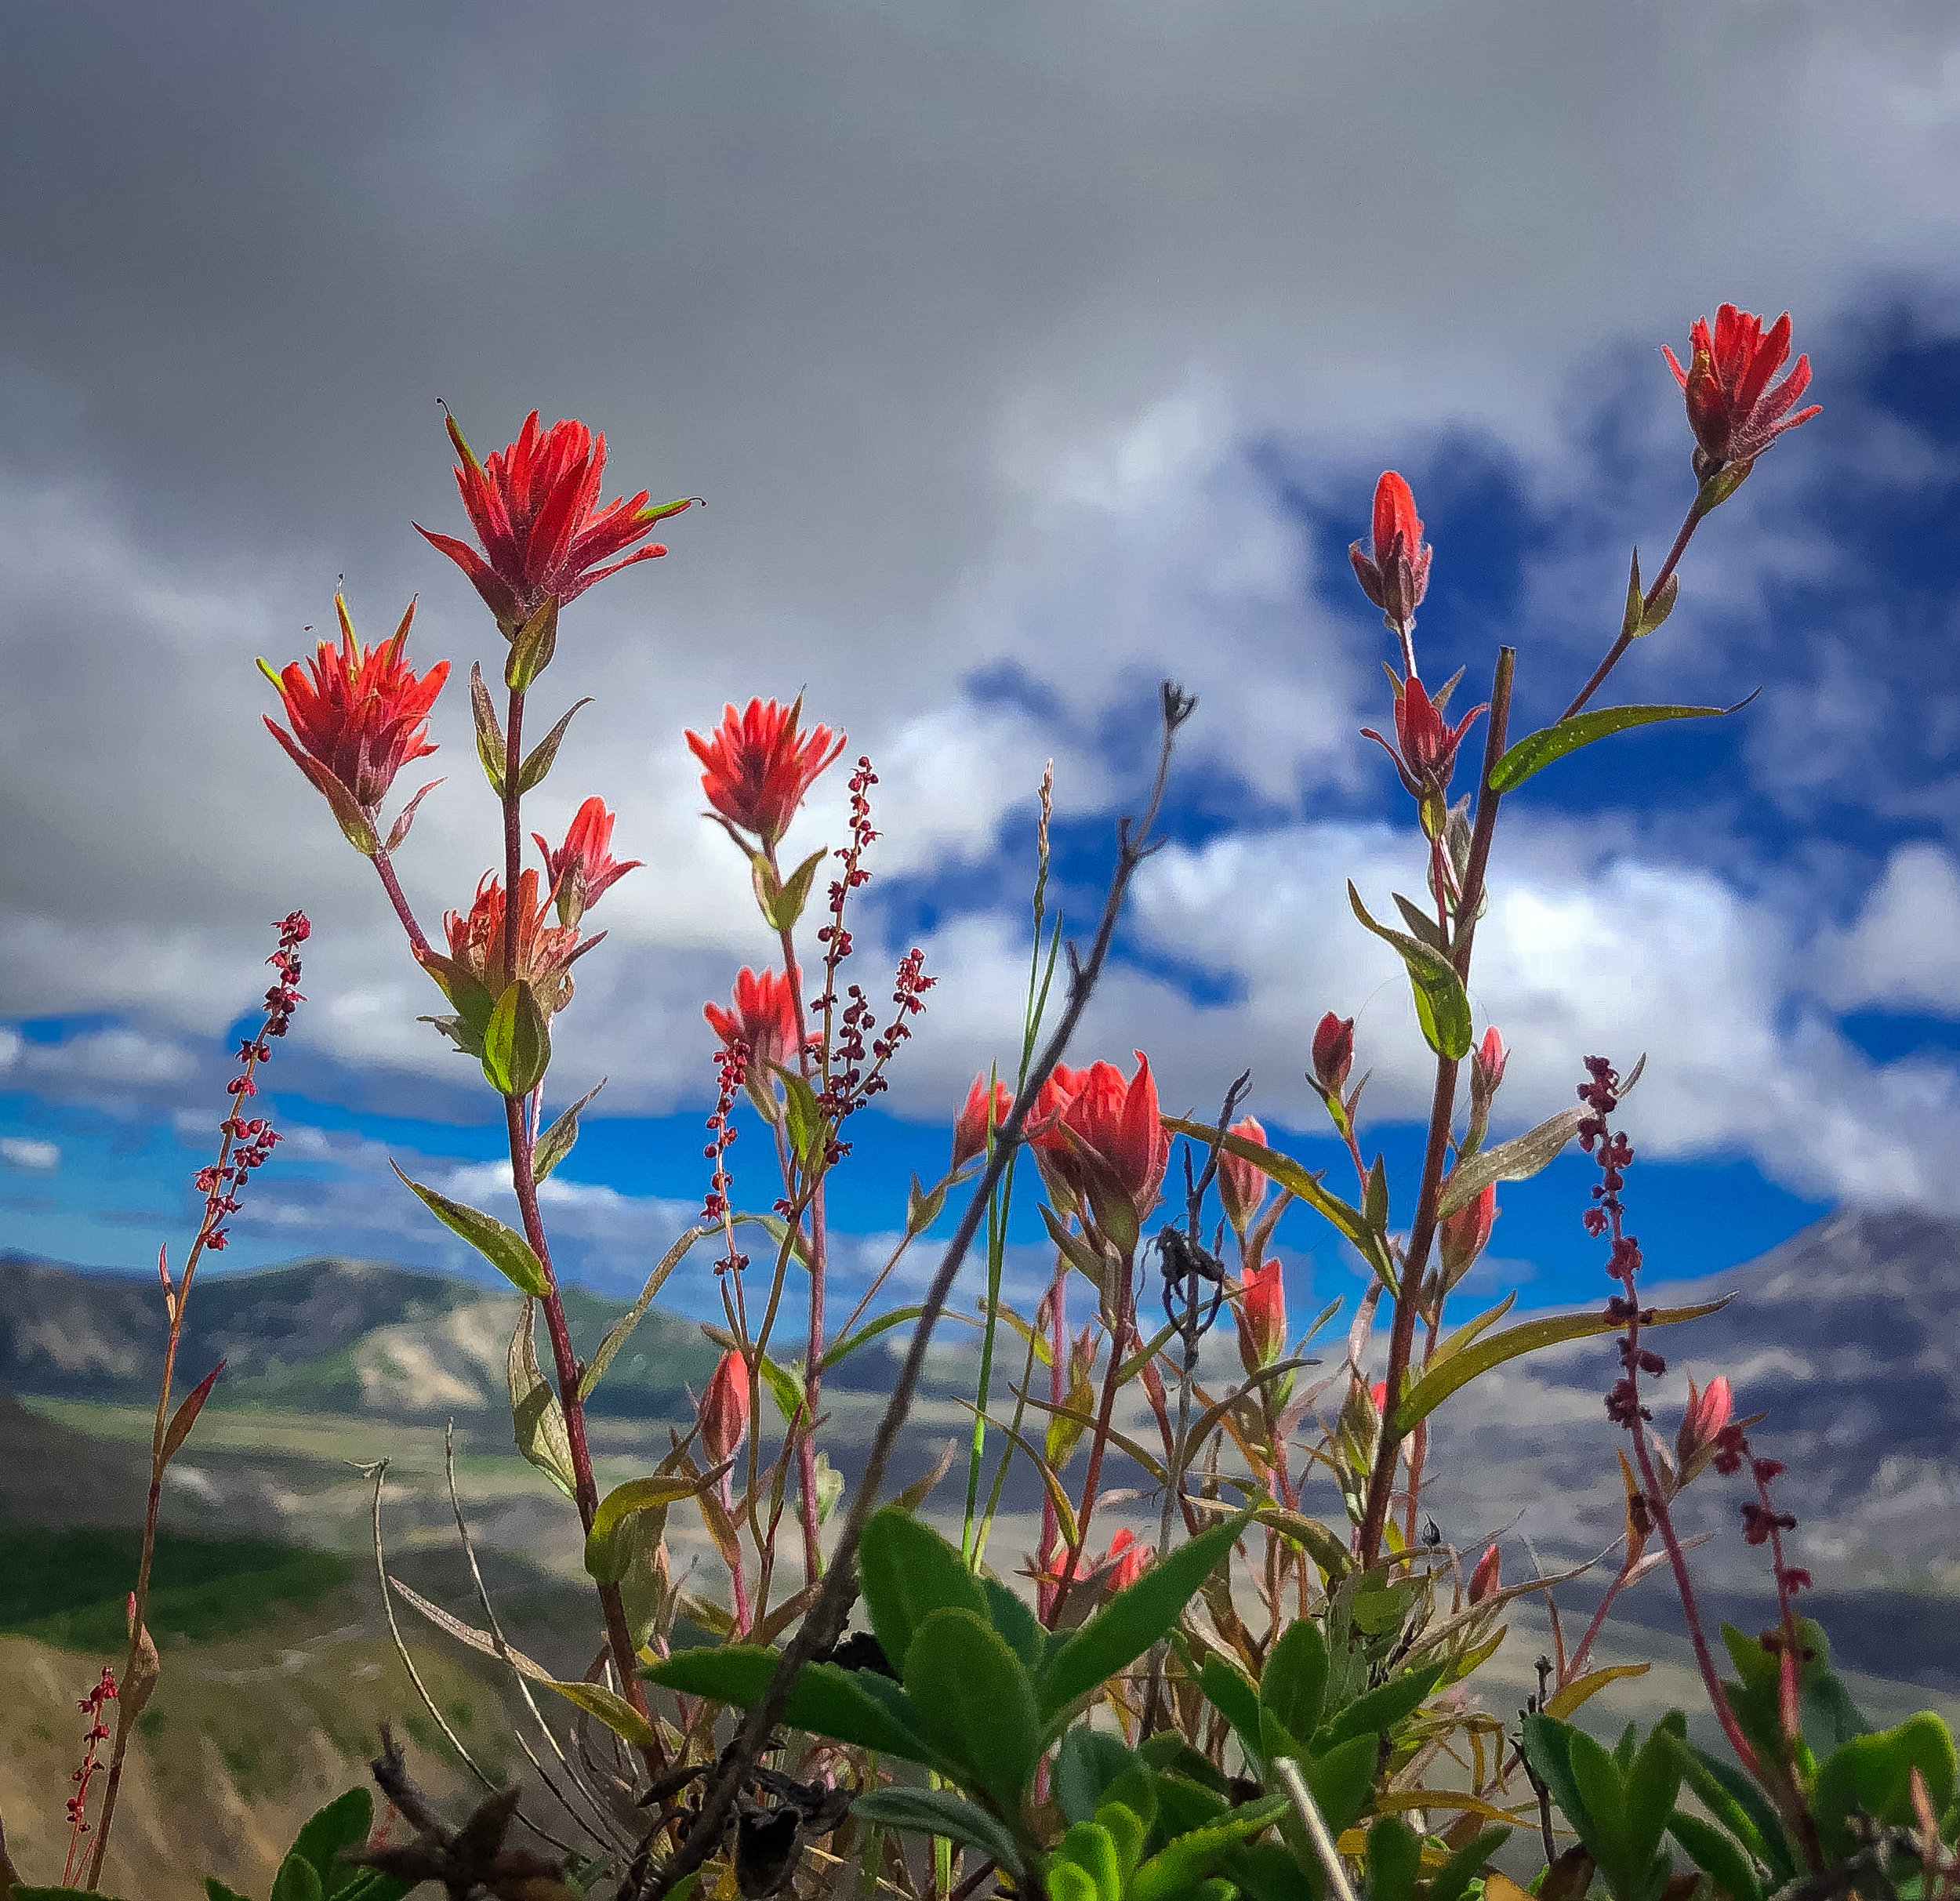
[1367,1816,1421,1901]
[1390,1297,1730,1438]
[395,1163,549,1296]
[906,1171,949,1237]
[1260,1618,1328,1745]
[1812,1712,1958,1861]
[503,594,558,689]
[1488,703,1733,796]
[1312,1664,1442,1753]
[1426,1828,1512,1901]
[1200,1653,1265,1767]
[545,1677,656,1748]
[905,1606,1043,1810]
[13,1891,137,1901]
[643,1645,943,1764]
[860,1507,992,1675]
[822,1305,925,1373]
[1348,883,1472,1061]
[578,1220,706,1397]
[762,846,829,931]
[1439,1112,1581,1217]
[1522,1714,1592,1844]
[983,1575,1047,1676]
[849,1789,1027,1881]
[1160,1119,1384,1275]
[1665,1810,1760,1901]
[1040,1513,1251,1729]
[1392,893,1448,956]
[756,1352,807,1425]
[781,1071,827,1170]
[481,979,550,1097]
[207,1885,255,1901]
[270,1855,326,1901]
[1054,1725,1142,1824]
[516,696,593,793]
[1622,1719,1685,1887]
[1054,1820,1124,1901]
[507,1297,577,1499]
[288,1787,377,1894]
[415,952,496,1058]
[469,661,506,795]
[1675,1740,1789,1885]
[586,1473,707,1584]
[1128,1794,1294,1901]
[1565,1725,1630,1892]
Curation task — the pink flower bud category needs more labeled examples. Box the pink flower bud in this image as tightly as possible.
[699,1351,750,1464]
[1348,472,1433,630]
[1439,1181,1497,1278]
[1102,1529,1152,1593]
[1236,1257,1287,1376]
[1475,1026,1508,1094]
[1217,1115,1271,1233]
[951,1074,1014,1171]
[1676,1374,1733,1473]
[1468,1543,1501,1605]
[1312,1014,1355,1094]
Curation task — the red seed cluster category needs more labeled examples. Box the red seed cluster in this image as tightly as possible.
[63,1666,118,1880]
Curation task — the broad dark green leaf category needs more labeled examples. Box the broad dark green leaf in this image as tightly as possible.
[1488,703,1732,796]
[1666,1810,1760,1901]
[859,1508,992,1673]
[643,1645,940,1764]
[1199,1654,1264,1765]
[1675,1739,1790,1885]
[1054,1725,1141,1824]
[1127,1794,1293,1901]
[983,1575,1047,1675]
[1390,1297,1730,1438]
[849,1789,1026,1880]
[905,1606,1042,1810]
[289,1787,386,1898]
[1260,1619,1328,1745]
[1566,1725,1631,1888]
[1428,1828,1513,1901]
[270,1853,326,1901]
[1348,883,1472,1061]
[1312,1663,1442,1753]
[1522,1714,1592,1845]
[1367,1816,1421,1901]
[1040,1514,1250,1729]
[395,1163,548,1296]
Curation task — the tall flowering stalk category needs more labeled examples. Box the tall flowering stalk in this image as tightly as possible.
[85,912,308,1888]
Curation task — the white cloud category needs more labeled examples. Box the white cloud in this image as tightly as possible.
[0,1135,59,1171]
[1814,842,1960,1018]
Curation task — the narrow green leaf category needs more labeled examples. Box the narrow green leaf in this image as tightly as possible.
[516,696,593,793]
[503,595,559,689]
[481,979,550,1097]
[906,1170,949,1237]
[1521,1714,1592,1844]
[1566,1725,1631,1890]
[1665,1809,1761,1901]
[469,662,506,795]
[1312,1664,1443,1753]
[1440,1057,1643,1219]
[578,1222,706,1399]
[1390,1297,1731,1438]
[781,1071,826,1170]
[756,1351,807,1424]
[904,1606,1043,1810]
[848,1789,1027,1881]
[1161,1119,1380,1267]
[1198,1654,1264,1765]
[506,1297,577,1498]
[860,1507,991,1673]
[545,1677,656,1748]
[394,1163,548,1296]
[763,846,829,931]
[1260,1617,1328,1743]
[1676,1740,1790,1884]
[1040,1512,1250,1729]
[1348,883,1472,1060]
[1489,703,1733,796]
[586,1473,707,1583]
[1127,1794,1292,1901]
[822,1305,925,1373]
[1392,892,1448,955]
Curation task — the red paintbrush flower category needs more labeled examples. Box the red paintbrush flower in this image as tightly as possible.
[416,409,695,634]
[1439,1180,1497,1279]
[1216,1115,1271,1235]
[699,1351,750,1464]
[1349,471,1433,631]
[704,967,801,1075]
[533,796,641,928]
[441,868,585,1012]
[1362,673,1487,799]
[951,1074,1014,1171]
[1029,1053,1169,1253]
[261,594,448,855]
[685,697,848,848]
[1237,1255,1287,1376]
[1662,306,1820,470]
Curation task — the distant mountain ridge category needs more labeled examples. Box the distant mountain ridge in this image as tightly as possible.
[0,1250,723,1417]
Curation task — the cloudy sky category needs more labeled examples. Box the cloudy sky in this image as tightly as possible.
[2,0,1957,1321]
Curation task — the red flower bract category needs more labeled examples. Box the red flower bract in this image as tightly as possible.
[1662,305,1820,469]
[1217,1114,1271,1234]
[1362,673,1487,800]
[262,594,448,855]
[699,1351,750,1464]
[1237,1255,1287,1377]
[441,868,584,1013]
[1029,1053,1168,1253]
[1349,470,1433,630]
[416,409,693,633]
[685,697,848,848]
[1312,1013,1355,1095]
[951,1074,1014,1171]
[704,967,800,1075]
[533,796,641,928]
[1439,1180,1497,1278]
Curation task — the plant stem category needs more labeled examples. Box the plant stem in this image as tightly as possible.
[1559,501,1703,722]
[1356,649,1512,1570]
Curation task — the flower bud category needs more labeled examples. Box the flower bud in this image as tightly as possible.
[1439,1182,1497,1279]
[1468,1542,1501,1605]
[951,1074,1014,1171]
[699,1351,750,1464]
[1312,1013,1355,1095]
[1675,1373,1733,1478]
[1474,1026,1508,1096]
[1348,472,1433,631]
[1216,1115,1271,1234]
[1236,1257,1287,1378]
[1102,1528,1152,1593]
